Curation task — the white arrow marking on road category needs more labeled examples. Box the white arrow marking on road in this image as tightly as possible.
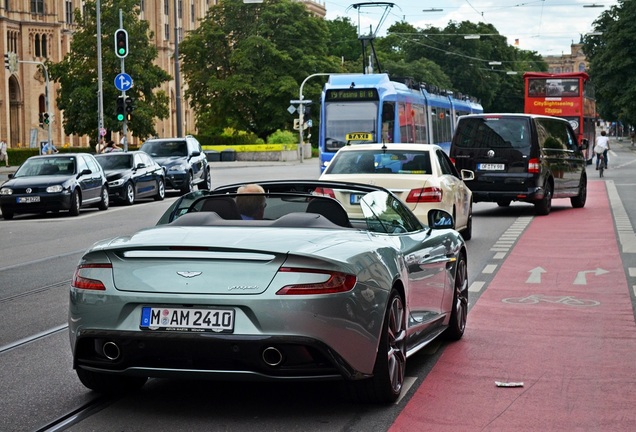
[526,267,546,284]
[573,268,609,285]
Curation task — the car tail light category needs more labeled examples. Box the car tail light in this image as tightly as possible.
[276,267,356,295]
[528,158,540,174]
[450,157,456,165]
[406,187,443,203]
[72,263,111,291]
[313,187,336,198]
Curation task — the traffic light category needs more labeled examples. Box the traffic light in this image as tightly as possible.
[38,113,44,128]
[125,97,133,122]
[116,96,126,121]
[43,113,50,125]
[114,29,129,58]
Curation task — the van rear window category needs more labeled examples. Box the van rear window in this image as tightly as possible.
[454,117,532,149]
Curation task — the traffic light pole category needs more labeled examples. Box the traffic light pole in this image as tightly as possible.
[20,60,52,153]
[118,10,128,152]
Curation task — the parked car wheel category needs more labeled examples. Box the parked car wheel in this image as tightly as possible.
[570,175,587,208]
[534,181,552,216]
[199,168,212,190]
[180,172,193,194]
[124,182,135,205]
[443,252,468,341]
[98,187,109,211]
[2,208,14,220]
[69,190,81,216]
[350,289,406,403]
[76,368,147,394]
[154,178,165,201]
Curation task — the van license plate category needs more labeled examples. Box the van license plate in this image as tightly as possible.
[478,163,505,171]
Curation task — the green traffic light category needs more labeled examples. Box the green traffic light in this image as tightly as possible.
[117,113,125,121]
[118,48,125,55]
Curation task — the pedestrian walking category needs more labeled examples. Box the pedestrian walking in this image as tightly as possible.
[0,138,8,167]
[594,131,610,170]
[95,138,107,154]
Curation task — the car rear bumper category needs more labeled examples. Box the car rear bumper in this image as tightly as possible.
[472,186,544,203]
[72,330,366,381]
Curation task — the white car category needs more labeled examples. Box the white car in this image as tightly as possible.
[320,143,475,240]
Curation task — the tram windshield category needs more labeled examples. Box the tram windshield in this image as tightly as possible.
[324,101,377,152]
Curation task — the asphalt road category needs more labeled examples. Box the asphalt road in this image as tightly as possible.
[1,144,636,431]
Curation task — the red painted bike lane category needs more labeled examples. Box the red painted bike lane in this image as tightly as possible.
[391,181,636,431]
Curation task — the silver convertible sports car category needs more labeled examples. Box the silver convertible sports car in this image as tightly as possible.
[69,180,469,403]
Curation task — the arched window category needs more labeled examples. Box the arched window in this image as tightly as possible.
[42,34,47,58]
[35,34,41,57]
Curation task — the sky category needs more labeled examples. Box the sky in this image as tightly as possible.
[323,0,620,56]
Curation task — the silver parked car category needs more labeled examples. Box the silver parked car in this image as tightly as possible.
[69,180,469,403]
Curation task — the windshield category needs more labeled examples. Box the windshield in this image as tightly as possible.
[325,149,433,175]
[14,157,76,177]
[141,141,187,157]
[96,154,133,170]
[453,117,532,150]
[528,78,580,97]
[324,101,377,152]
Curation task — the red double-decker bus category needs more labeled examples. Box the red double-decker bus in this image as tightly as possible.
[523,72,596,161]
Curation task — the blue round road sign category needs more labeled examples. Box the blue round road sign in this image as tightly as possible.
[114,73,133,92]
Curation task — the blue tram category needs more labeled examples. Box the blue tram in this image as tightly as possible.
[318,73,483,171]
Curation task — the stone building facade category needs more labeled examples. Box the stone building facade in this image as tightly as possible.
[543,43,589,74]
[0,0,326,150]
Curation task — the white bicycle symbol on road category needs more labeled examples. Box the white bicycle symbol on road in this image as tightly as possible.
[502,294,600,307]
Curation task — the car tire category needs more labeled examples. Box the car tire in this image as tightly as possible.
[534,181,552,216]
[2,208,13,220]
[198,168,212,190]
[180,172,193,195]
[69,190,81,216]
[76,368,147,394]
[570,175,587,208]
[349,289,406,403]
[98,187,109,211]
[154,177,165,201]
[460,207,473,241]
[443,252,468,341]
[497,200,511,207]
[124,182,135,205]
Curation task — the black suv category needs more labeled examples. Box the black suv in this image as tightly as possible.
[140,136,211,194]
[450,114,587,215]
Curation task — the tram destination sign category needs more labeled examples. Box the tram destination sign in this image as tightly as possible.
[325,88,379,101]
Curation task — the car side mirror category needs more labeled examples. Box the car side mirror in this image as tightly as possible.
[191,151,201,157]
[460,169,474,181]
[77,169,92,178]
[428,209,454,230]
[136,163,146,169]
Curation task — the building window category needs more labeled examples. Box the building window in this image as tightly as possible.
[164,0,169,15]
[191,1,195,23]
[140,0,145,12]
[165,23,170,41]
[35,34,41,57]
[66,1,73,24]
[178,0,183,19]
[42,34,47,57]
[31,0,44,14]
[5,0,10,12]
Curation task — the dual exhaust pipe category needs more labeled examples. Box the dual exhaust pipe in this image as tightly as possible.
[102,341,284,367]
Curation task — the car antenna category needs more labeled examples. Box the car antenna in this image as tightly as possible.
[381,141,388,153]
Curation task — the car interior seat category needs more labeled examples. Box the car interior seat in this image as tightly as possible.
[402,155,431,173]
[357,153,376,173]
[40,164,59,175]
[306,198,352,227]
[199,196,242,220]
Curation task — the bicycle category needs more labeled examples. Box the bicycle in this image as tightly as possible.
[596,153,604,177]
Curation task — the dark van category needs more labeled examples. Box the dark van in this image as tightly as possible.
[449,114,587,215]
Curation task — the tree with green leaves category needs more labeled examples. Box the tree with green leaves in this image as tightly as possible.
[584,1,636,125]
[179,0,338,140]
[48,0,171,142]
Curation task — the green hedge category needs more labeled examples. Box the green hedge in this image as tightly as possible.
[6,147,93,167]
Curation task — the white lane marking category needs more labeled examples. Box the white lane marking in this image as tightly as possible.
[482,264,497,274]
[469,281,485,292]
[606,180,636,253]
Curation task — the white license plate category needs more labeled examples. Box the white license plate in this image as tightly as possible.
[17,196,41,203]
[140,306,235,333]
[478,163,505,171]
[350,193,363,205]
